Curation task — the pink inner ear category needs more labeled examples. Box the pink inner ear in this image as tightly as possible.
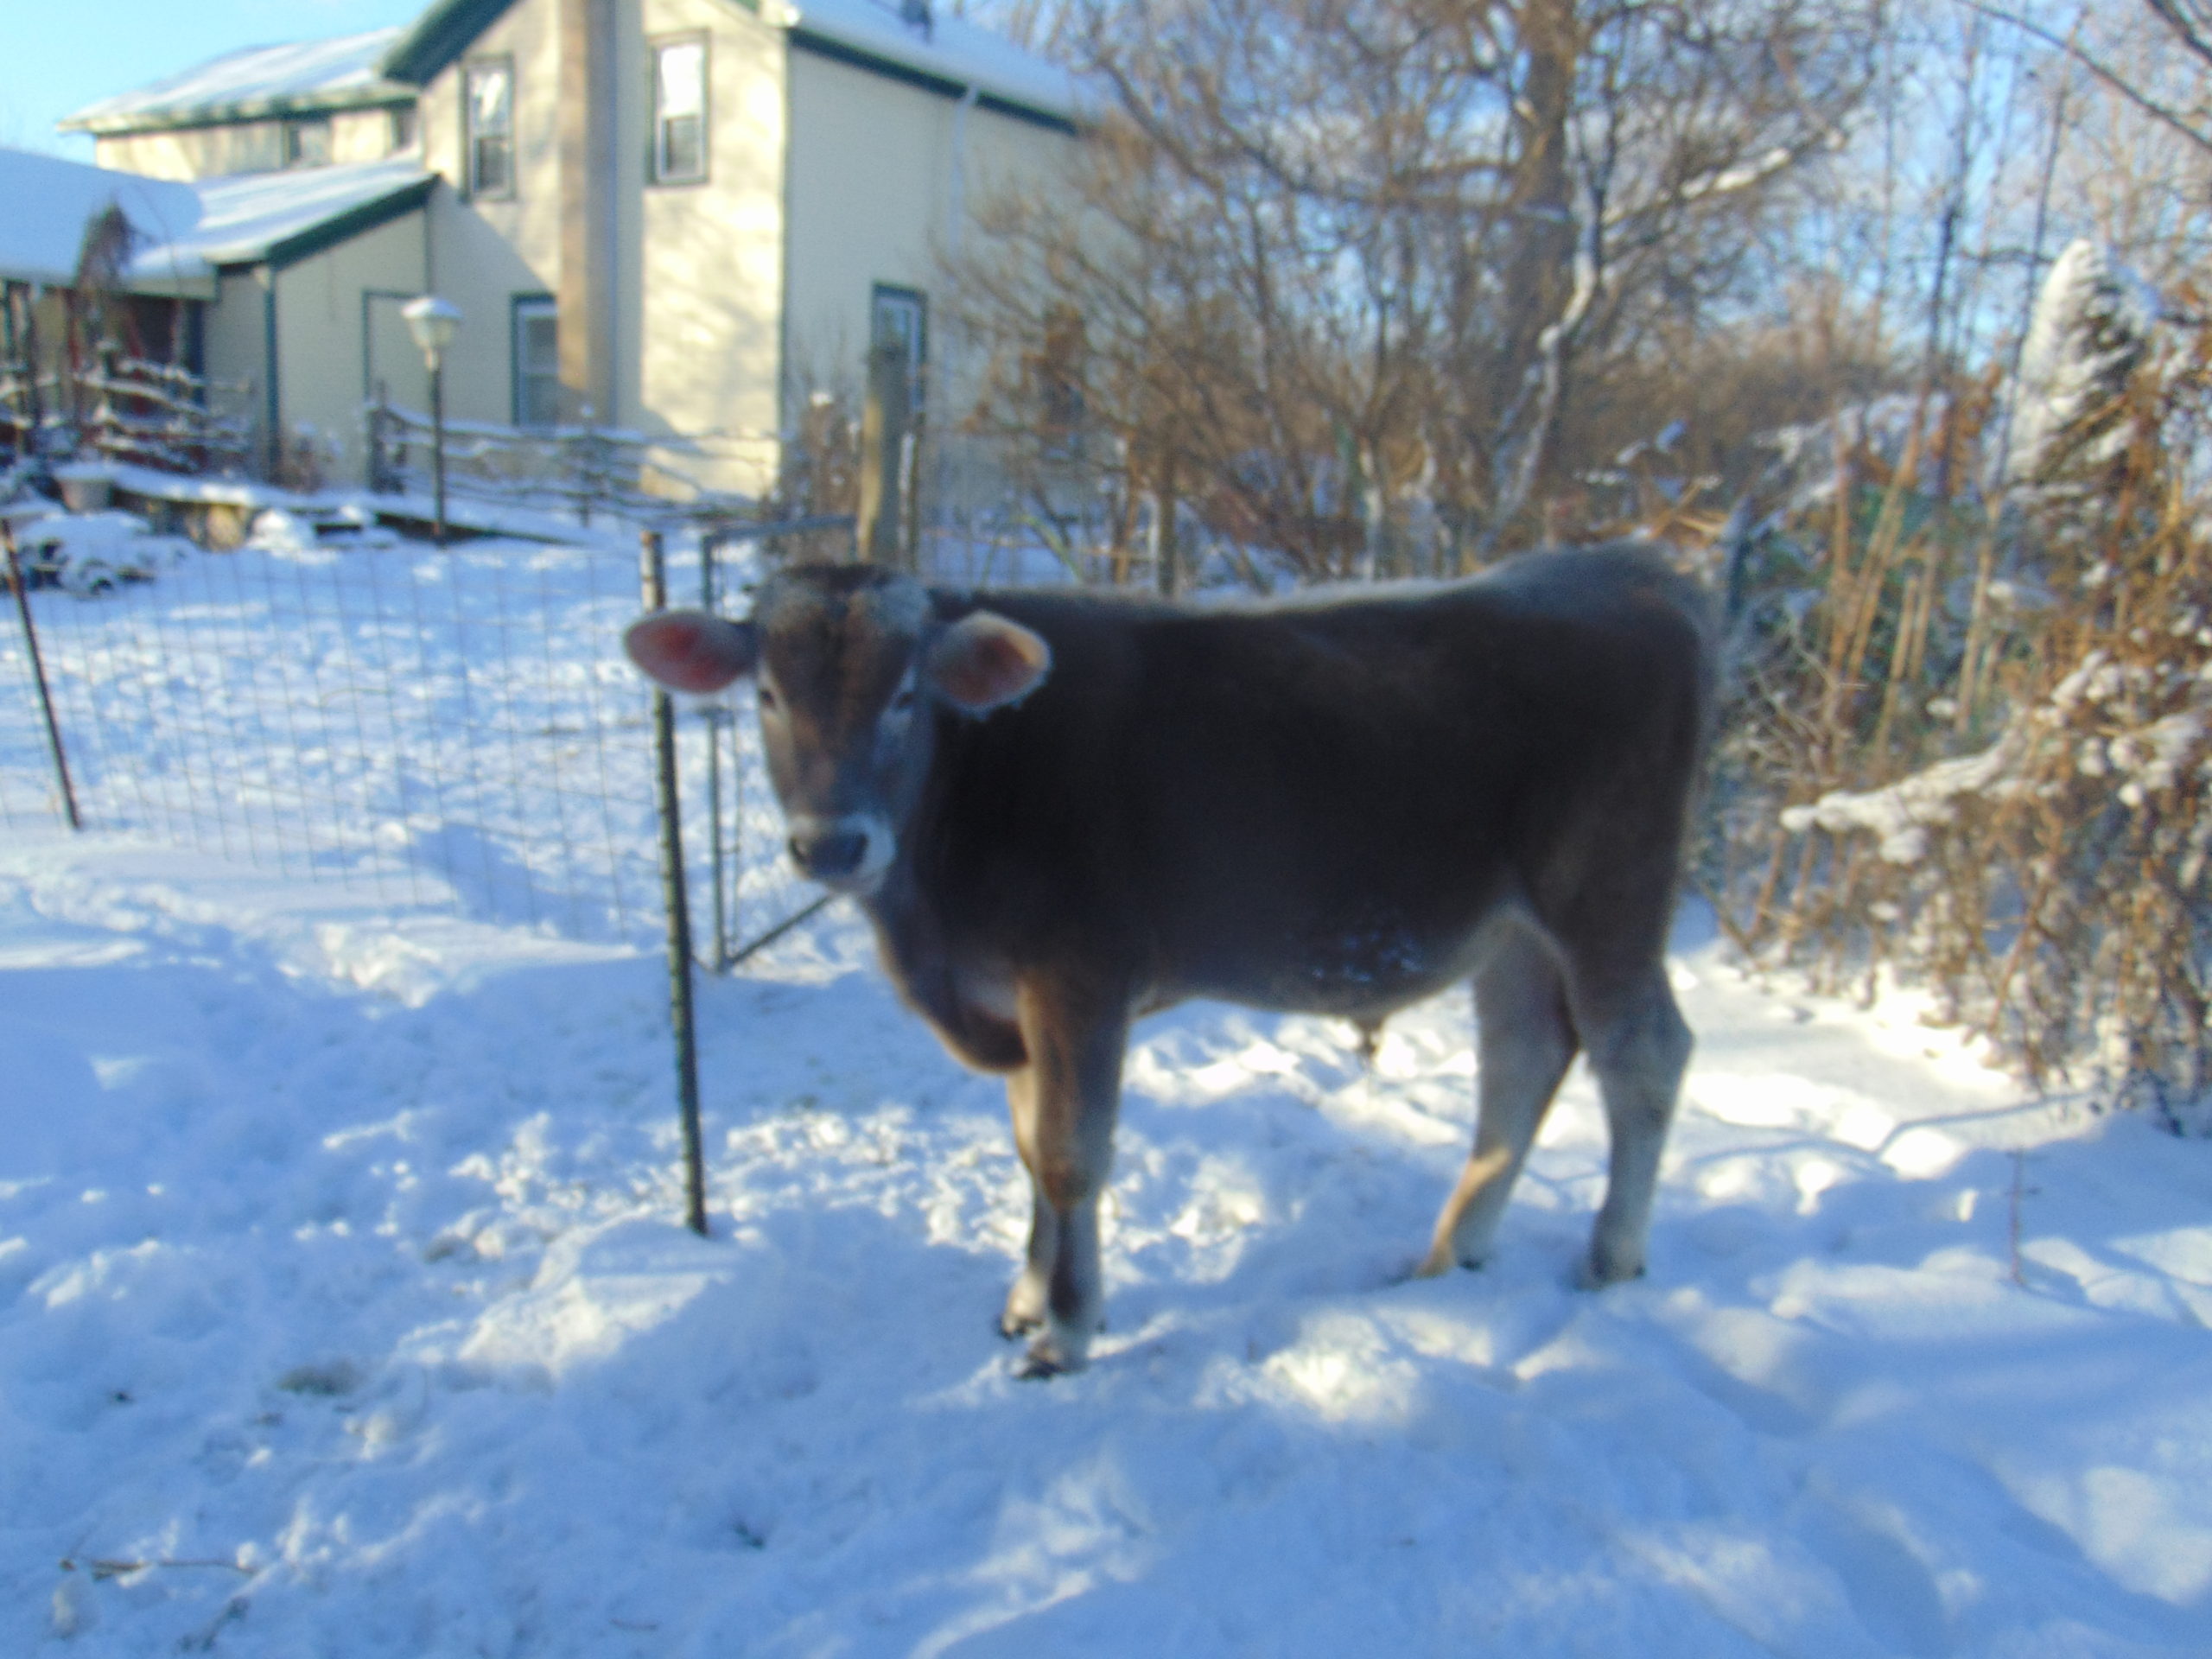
[625,613,756,694]
[932,616,1050,711]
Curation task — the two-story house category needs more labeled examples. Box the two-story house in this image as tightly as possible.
[59,0,1079,494]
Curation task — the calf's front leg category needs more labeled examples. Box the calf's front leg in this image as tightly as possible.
[999,974,1128,1377]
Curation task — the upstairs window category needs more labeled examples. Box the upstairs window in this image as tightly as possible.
[283,118,332,168]
[652,38,708,184]
[229,124,283,174]
[388,105,418,155]
[466,58,515,198]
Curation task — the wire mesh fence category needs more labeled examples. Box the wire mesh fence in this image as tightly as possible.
[0,519,823,966]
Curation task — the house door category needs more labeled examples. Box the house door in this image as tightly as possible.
[363,291,432,416]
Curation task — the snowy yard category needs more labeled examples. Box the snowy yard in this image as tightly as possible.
[2,537,2210,1656]
[4,836,2211,1656]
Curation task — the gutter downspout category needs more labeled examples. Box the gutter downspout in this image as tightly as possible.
[948,83,977,260]
[260,265,280,478]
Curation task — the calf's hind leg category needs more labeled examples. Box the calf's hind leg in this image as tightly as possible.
[999,976,1128,1377]
[1566,963,1692,1287]
[1417,927,1579,1277]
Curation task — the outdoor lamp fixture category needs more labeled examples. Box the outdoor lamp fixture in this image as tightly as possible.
[402,295,461,546]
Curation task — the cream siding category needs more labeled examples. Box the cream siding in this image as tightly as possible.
[95,127,278,181]
[202,267,274,462]
[636,0,786,492]
[93,109,416,181]
[332,106,419,165]
[781,45,1071,433]
[413,0,569,427]
[269,207,430,472]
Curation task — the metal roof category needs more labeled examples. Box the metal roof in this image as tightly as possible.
[59,29,413,137]
[0,149,435,297]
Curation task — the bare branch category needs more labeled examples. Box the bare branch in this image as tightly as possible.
[2143,0,2212,71]
[1961,0,2212,156]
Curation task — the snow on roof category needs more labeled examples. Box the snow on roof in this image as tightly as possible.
[0,147,204,292]
[132,159,435,278]
[59,29,411,136]
[0,149,433,296]
[780,0,1081,124]
[60,2,1075,140]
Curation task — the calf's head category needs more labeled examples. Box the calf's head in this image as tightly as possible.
[625,564,1052,893]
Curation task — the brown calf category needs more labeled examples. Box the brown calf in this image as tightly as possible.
[626,545,1715,1376]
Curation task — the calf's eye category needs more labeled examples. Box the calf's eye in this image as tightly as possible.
[758,685,780,712]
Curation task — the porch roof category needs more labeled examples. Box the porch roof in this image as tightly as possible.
[0,148,205,295]
[136,160,435,277]
[0,149,435,300]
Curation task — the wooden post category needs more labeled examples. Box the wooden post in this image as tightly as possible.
[17,284,44,456]
[699,531,730,973]
[365,385,387,493]
[641,529,710,1236]
[1151,451,1181,598]
[857,338,910,566]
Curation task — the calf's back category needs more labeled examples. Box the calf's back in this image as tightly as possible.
[905,543,1713,1016]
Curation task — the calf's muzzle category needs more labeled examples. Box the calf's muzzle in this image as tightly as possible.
[789,825,870,880]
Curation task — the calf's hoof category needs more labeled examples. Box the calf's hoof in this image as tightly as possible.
[1000,1276,1047,1340]
[1576,1243,1647,1290]
[1011,1314,1094,1379]
[1410,1237,1485,1280]
[1409,1249,1455,1281]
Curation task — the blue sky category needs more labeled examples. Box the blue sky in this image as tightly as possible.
[0,0,424,161]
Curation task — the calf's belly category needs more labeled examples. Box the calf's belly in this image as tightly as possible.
[1173,909,1499,1021]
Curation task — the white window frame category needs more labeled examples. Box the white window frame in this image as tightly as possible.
[870,284,927,406]
[512,296,562,429]
[465,56,516,200]
[651,35,710,185]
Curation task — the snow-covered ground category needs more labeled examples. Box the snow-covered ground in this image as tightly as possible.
[3,533,2210,1656]
[6,846,2212,1656]
[0,521,813,957]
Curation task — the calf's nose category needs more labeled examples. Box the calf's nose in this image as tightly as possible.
[788,828,868,880]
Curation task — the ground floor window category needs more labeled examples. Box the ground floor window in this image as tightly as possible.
[870,284,926,405]
[512,296,560,429]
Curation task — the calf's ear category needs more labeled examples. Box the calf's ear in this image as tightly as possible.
[925,612,1052,714]
[625,611,759,694]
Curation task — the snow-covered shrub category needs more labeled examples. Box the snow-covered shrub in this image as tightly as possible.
[1710,253,2212,1129]
[10,507,192,597]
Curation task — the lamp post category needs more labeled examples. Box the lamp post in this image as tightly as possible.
[401,295,461,546]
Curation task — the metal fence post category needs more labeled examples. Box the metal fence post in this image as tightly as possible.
[3,524,81,830]
[642,528,709,1236]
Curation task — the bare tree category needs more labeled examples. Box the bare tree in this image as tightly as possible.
[953,0,1880,579]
